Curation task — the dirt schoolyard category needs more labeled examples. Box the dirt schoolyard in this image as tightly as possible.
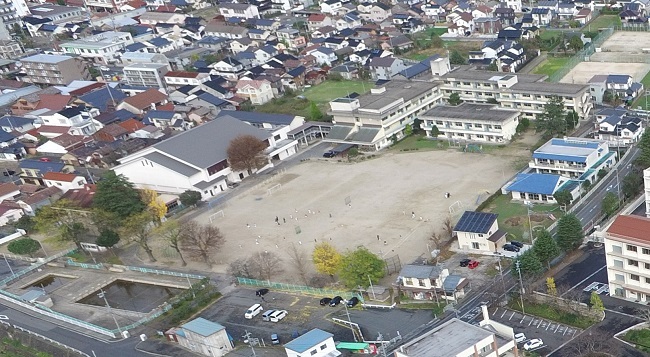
[196,149,521,276]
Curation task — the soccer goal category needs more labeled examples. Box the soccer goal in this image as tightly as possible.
[267,183,282,196]
[209,210,224,223]
[449,200,463,215]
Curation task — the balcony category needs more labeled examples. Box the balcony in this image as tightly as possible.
[528,161,586,171]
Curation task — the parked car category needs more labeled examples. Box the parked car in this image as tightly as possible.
[256,288,269,296]
[244,304,263,319]
[510,241,524,248]
[99,65,110,71]
[503,244,520,252]
[330,296,343,306]
[270,310,287,322]
[514,332,526,343]
[320,297,332,306]
[468,260,480,269]
[323,151,336,158]
[346,297,359,307]
[262,310,276,322]
[271,333,280,345]
[523,338,543,351]
[459,259,471,267]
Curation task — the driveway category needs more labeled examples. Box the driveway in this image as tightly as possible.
[489,307,581,356]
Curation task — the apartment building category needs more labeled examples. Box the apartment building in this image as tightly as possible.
[60,31,134,65]
[17,54,90,86]
[438,67,592,119]
[0,40,23,59]
[123,63,169,88]
[27,4,85,24]
[326,80,443,151]
[0,0,27,41]
[218,3,259,20]
[420,103,519,144]
[644,167,650,218]
[604,214,650,302]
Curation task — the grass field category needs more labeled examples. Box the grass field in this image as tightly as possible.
[481,193,559,242]
[406,41,482,61]
[540,29,562,41]
[584,15,621,32]
[390,135,450,151]
[631,71,650,109]
[533,56,571,77]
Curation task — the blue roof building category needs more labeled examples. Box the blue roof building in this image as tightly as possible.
[177,317,233,356]
[284,329,339,357]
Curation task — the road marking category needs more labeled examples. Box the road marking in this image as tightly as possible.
[563,328,569,336]
[494,307,499,315]
[605,308,644,320]
[573,329,578,337]
[537,319,543,328]
[500,309,507,318]
[555,324,561,333]
[546,323,552,331]
[529,318,534,326]
[561,265,607,297]
[509,312,515,320]
[520,316,526,323]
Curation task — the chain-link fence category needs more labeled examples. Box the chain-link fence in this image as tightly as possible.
[237,277,357,299]
[548,27,615,82]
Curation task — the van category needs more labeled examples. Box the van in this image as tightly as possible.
[262,309,276,322]
[270,310,287,322]
[245,304,263,319]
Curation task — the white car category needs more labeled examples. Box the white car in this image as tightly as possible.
[99,66,110,71]
[514,332,526,343]
[523,338,543,351]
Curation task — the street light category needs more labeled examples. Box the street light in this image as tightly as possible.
[524,200,534,243]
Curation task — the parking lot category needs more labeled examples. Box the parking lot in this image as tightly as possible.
[489,307,581,355]
[199,287,436,347]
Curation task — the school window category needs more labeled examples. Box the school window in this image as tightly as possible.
[628,245,638,252]
[629,259,639,267]
[643,248,650,255]
[631,274,640,281]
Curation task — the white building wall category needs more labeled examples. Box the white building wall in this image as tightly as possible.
[285,337,337,357]
[604,235,650,301]
[645,167,650,217]
[44,176,87,193]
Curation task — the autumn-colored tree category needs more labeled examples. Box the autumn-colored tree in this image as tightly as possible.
[312,242,342,279]
[141,188,167,223]
[120,211,157,262]
[180,221,225,267]
[227,135,268,175]
[34,199,88,250]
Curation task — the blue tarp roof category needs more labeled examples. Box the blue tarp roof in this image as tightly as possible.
[506,173,561,195]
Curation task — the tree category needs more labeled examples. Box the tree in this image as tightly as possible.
[429,232,444,264]
[597,168,608,180]
[250,251,283,280]
[121,211,157,262]
[312,242,342,278]
[533,229,560,268]
[430,34,443,48]
[287,244,309,284]
[448,93,462,106]
[536,95,566,138]
[180,221,225,267]
[636,130,650,168]
[179,190,202,207]
[141,188,167,223]
[570,330,619,357]
[308,101,323,121]
[14,215,36,233]
[556,214,584,252]
[516,250,543,277]
[228,258,255,279]
[412,119,422,134]
[34,199,87,250]
[565,110,579,130]
[487,61,498,71]
[449,50,466,65]
[7,238,40,257]
[96,229,120,248]
[443,217,454,238]
[430,125,441,137]
[227,135,268,175]
[546,277,557,296]
[553,190,572,207]
[404,124,413,137]
[601,192,619,217]
[622,173,642,199]
[93,171,145,220]
[516,117,530,133]
[338,247,385,288]
[157,220,187,266]
[603,90,614,104]
[568,36,584,52]
[590,291,604,314]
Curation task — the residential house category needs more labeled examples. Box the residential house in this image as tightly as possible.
[58,184,96,208]
[420,103,519,144]
[0,183,20,202]
[284,329,340,357]
[164,71,210,88]
[197,36,229,51]
[307,47,337,66]
[0,204,24,226]
[321,0,343,15]
[43,172,87,193]
[276,28,307,50]
[396,264,450,301]
[594,111,644,146]
[557,2,577,20]
[144,110,186,129]
[604,215,650,302]
[15,186,62,216]
[219,3,259,20]
[39,106,101,136]
[37,133,91,154]
[11,94,71,116]
[454,211,507,252]
[114,115,298,199]
[368,57,407,80]
[93,123,131,142]
[117,89,169,115]
[211,58,245,80]
[0,130,24,161]
[588,74,643,105]
[574,8,592,24]
[307,14,334,31]
[235,79,274,105]
[495,7,516,26]
[19,159,67,185]
[0,115,36,135]
[359,2,391,22]
[138,12,186,25]
[60,31,135,65]
[17,54,90,86]
[204,22,248,39]
[474,17,502,34]
[170,318,233,357]
[531,8,553,26]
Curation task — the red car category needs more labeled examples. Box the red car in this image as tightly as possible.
[468,260,480,269]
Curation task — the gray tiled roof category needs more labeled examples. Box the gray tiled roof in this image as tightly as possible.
[144,152,199,176]
[399,264,442,279]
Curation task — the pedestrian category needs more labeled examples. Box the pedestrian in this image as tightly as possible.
[256,239,259,245]
[254,224,257,228]
[290,214,293,219]
[283,218,286,223]
[275,216,279,223]
[275,244,279,248]
[384,240,387,246]
[411,211,415,219]
[329,237,332,240]
[329,213,332,218]
[419,216,423,221]
[308,209,312,214]
[314,239,317,243]
[299,241,302,245]
[377,235,380,241]
[246,223,250,228]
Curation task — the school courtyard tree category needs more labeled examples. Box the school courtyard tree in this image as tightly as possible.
[533,229,560,268]
[8,238,41,257]
[227,135,269,175]
[553,190,572,207]
[556,213,584,252]
[157,220,187,266]
[121,211,157,262]
[338,247,385,288]
[250,251,283,280]
[179,190,202,207]
[180,221,225,267]
[536,95,566,138]
[449,50,466,65]
[312,242,342,278]
[35,199,87,250]
[448,93,463,106]
[96,229,120,248]
[93,171,145,220]
[141,188,167,223]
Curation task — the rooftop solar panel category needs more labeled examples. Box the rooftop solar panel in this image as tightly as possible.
[454,211,498,234]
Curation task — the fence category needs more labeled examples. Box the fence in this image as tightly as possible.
[0,320,90,357]
[66,259,104,270]
[237,277,357,299]
[117,265,205,279]
[547,27,614,82]
[0,248,76,288]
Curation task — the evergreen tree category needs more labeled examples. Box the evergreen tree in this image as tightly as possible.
[556,214,584,252]
[533,229,560,268]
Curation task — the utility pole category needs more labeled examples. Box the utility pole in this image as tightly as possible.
[515,261,525,314]
[377,333,387,357]
[494,252,506,296]
[343,302,357,342]
[98,289,121,333]
[243,330,256,357]
[368,275,376,300]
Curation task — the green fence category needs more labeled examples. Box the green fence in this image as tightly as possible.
[120,265,205,280]
[237,277,358,299]
[66,259,104,270]
[548,27,614,82]
[118,304,172,333]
